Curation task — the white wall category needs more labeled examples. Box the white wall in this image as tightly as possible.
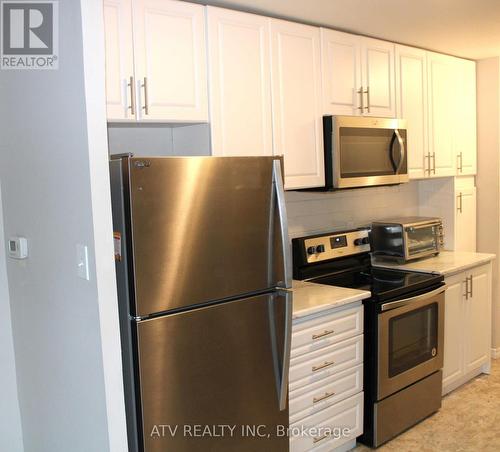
[0,1,126,451]
[476,57,500,352]
[107,123,211,156]
[286,182,420,238]
[0,185,24,452]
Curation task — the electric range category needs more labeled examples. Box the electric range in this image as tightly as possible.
[293,227,445,447]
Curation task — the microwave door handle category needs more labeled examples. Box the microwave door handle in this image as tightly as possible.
[394,129,405,174]
[389,132,398,172]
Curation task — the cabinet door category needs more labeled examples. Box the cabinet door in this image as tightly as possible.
[361,38,396,117]
[427,52,456,177]
[133,0,208,122]
[207,7,273,156]
[455,59,477,175]
[395,45,428,179]
[464,264,491,373]
[270,19,324,189]
[103,0,135,121]
[443,272,465,390]
[455,187,476,252]
[321,29,362,116]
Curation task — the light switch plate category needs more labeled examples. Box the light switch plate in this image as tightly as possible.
[76,244,90,281]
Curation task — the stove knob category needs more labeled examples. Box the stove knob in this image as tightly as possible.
[307,246,317,255]
[316,244,325,253]
[354,237,370,246]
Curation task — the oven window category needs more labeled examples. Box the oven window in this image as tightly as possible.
[388,303,438,377]
[339,128,407,178]
[406,225,439,256]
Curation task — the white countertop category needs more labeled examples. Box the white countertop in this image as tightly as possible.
[292,280,370,320]
[372,250,495,277]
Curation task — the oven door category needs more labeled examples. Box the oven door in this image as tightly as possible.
[403,222,444,261]
[377,285,445,400]
[333,116,408,189]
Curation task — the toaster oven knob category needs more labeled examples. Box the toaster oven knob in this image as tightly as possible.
[354,237,369,246]
[307,246,317,255]
[316,245,325,253]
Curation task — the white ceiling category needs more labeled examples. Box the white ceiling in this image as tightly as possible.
[202,0,500,60]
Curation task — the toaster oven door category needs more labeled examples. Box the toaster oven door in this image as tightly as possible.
[404,222,443,260]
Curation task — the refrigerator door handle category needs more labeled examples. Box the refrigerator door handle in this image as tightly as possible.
[278,289,293,411]
[273,159,292,289]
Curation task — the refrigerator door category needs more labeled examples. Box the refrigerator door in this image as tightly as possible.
[135,291,292,452]
[125,156,290,317]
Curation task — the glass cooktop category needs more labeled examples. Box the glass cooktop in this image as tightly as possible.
[310,267,443,302]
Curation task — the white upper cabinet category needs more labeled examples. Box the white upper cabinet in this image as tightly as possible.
[133,0,208,122]
[321,29,362,116]
[103,0,208,122]
[455,59,477,175]
[427,52,456,177]
[270,19,325,189]
[361,38,396,117]
[207,7,273,156]
[455,184,477,252]
[321,31,395,117]
[103,0,135,121]
[396,45,428,179]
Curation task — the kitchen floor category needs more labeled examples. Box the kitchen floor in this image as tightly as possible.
[355,359,500,451]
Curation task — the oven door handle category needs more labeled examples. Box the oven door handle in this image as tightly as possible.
[381,285,447,312]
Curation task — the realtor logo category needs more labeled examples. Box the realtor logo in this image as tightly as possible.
[1,1,58,69]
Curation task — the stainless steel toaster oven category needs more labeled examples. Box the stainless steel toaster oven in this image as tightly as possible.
[371,217,444,263]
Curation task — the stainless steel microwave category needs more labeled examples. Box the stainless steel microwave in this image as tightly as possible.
[371,217,444,263]
[323,115,408,189]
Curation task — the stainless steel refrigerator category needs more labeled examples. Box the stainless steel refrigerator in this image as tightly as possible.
[109,155,293,452]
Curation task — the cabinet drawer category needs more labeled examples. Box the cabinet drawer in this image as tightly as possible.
[290,364,363,424]
[289,335,363,391]
[292,306,363,358]
[290,392,363,452]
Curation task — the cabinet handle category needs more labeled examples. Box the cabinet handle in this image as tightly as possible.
[313,391,336,404]
[312,361,335,372]
[127,76,136,116]
[468,275,473,298]
[357,87,364,111]
[312,329,335,340]
[432,152,436,174]
[364,86,370,113]
[313,432,330,444]
[458,152,463,173]
[457,192,463,213]
[141,77,149,115]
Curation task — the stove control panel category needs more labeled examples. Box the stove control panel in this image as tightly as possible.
[302,228,370,264]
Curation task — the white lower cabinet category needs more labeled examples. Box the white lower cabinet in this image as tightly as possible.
[442,263,492,395]
[290,304,364,452]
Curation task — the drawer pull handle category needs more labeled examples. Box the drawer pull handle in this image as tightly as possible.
[312,361,335,372]
[312,329,335,340]
[313,433,330,444]
[313,391,336,404]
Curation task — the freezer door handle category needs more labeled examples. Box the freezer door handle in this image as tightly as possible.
[278,289,293,411]
[273,159,292,288]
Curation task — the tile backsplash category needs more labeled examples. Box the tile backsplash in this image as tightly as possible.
[285,182,420,238]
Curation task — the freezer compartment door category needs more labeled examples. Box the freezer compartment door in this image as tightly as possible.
[135,292,292,452]
[128,156,290,316]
